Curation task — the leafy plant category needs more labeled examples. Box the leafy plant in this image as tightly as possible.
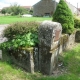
[0,32,39,50]
[0,21,40,50]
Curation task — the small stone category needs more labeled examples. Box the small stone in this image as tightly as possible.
[0,50,2,59]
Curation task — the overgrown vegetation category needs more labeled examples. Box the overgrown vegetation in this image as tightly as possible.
[0,21,40,50]
[52,0,74,34]
[74,16,80,28]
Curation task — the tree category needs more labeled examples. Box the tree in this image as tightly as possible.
[10,3,22,15]
[1,3,28,15]
[52,0,74,34]
[29,9,33,15]
[1,8,7,14]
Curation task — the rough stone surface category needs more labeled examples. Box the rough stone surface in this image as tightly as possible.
[38,21,62,48]
[59,34,69,53]
[75,30,80,42]
[38,21,62,75]
[67,33,75,49]
[0,50,2,59]
[3,48,34,73]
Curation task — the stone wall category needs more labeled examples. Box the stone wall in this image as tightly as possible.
[2,48,35,73]
[1,21,78,75]
[59,33,75,53]
[38,21,76,75]
[75,30,80,42]
[2,32,76,74]
[33,0,57,17]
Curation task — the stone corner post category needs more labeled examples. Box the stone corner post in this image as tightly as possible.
[38,21,62,75]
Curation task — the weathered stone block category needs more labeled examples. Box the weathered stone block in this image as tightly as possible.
[0,50,2,59]
[38,21,62,75]
[75,30,80,42]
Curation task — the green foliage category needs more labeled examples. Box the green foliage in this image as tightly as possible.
[1,3,29,15]
[10,4,27,15]
[1,8,7,14]
[0,32,38,49]
[74,17,80,28]
[9,4,25,15]
[3,21,40,40]
[29,9,33,15]
[0,21,40,50]
[62,44,80,74]
[52,0,74,34]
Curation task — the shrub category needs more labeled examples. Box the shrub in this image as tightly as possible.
[52,0,74,34]
[3,21,40,40]
[0,21,40,50]
[74,17,80,28]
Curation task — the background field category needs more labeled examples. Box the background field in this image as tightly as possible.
[0,16,52,24]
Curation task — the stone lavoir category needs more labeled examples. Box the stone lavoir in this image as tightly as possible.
[0,22,79,75]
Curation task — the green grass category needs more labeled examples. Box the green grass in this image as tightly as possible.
[0,43,80,80]
[0,16,52,24]
[0,61,42,80]
[62,44,80,74]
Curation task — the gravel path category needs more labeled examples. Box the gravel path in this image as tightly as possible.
[0,24,9,43]
[0,24,9,35]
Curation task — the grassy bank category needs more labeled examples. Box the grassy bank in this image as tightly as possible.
[0,43,80,80]
[0,16,52,24]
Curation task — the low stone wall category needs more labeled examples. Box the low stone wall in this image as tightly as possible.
[0,21,78,75]
[75,30,80,42]
[1,33,75,75]
[2,48,34,73]
[2,47,39,73]
[59,33,75,53]
[38,21,76,75]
